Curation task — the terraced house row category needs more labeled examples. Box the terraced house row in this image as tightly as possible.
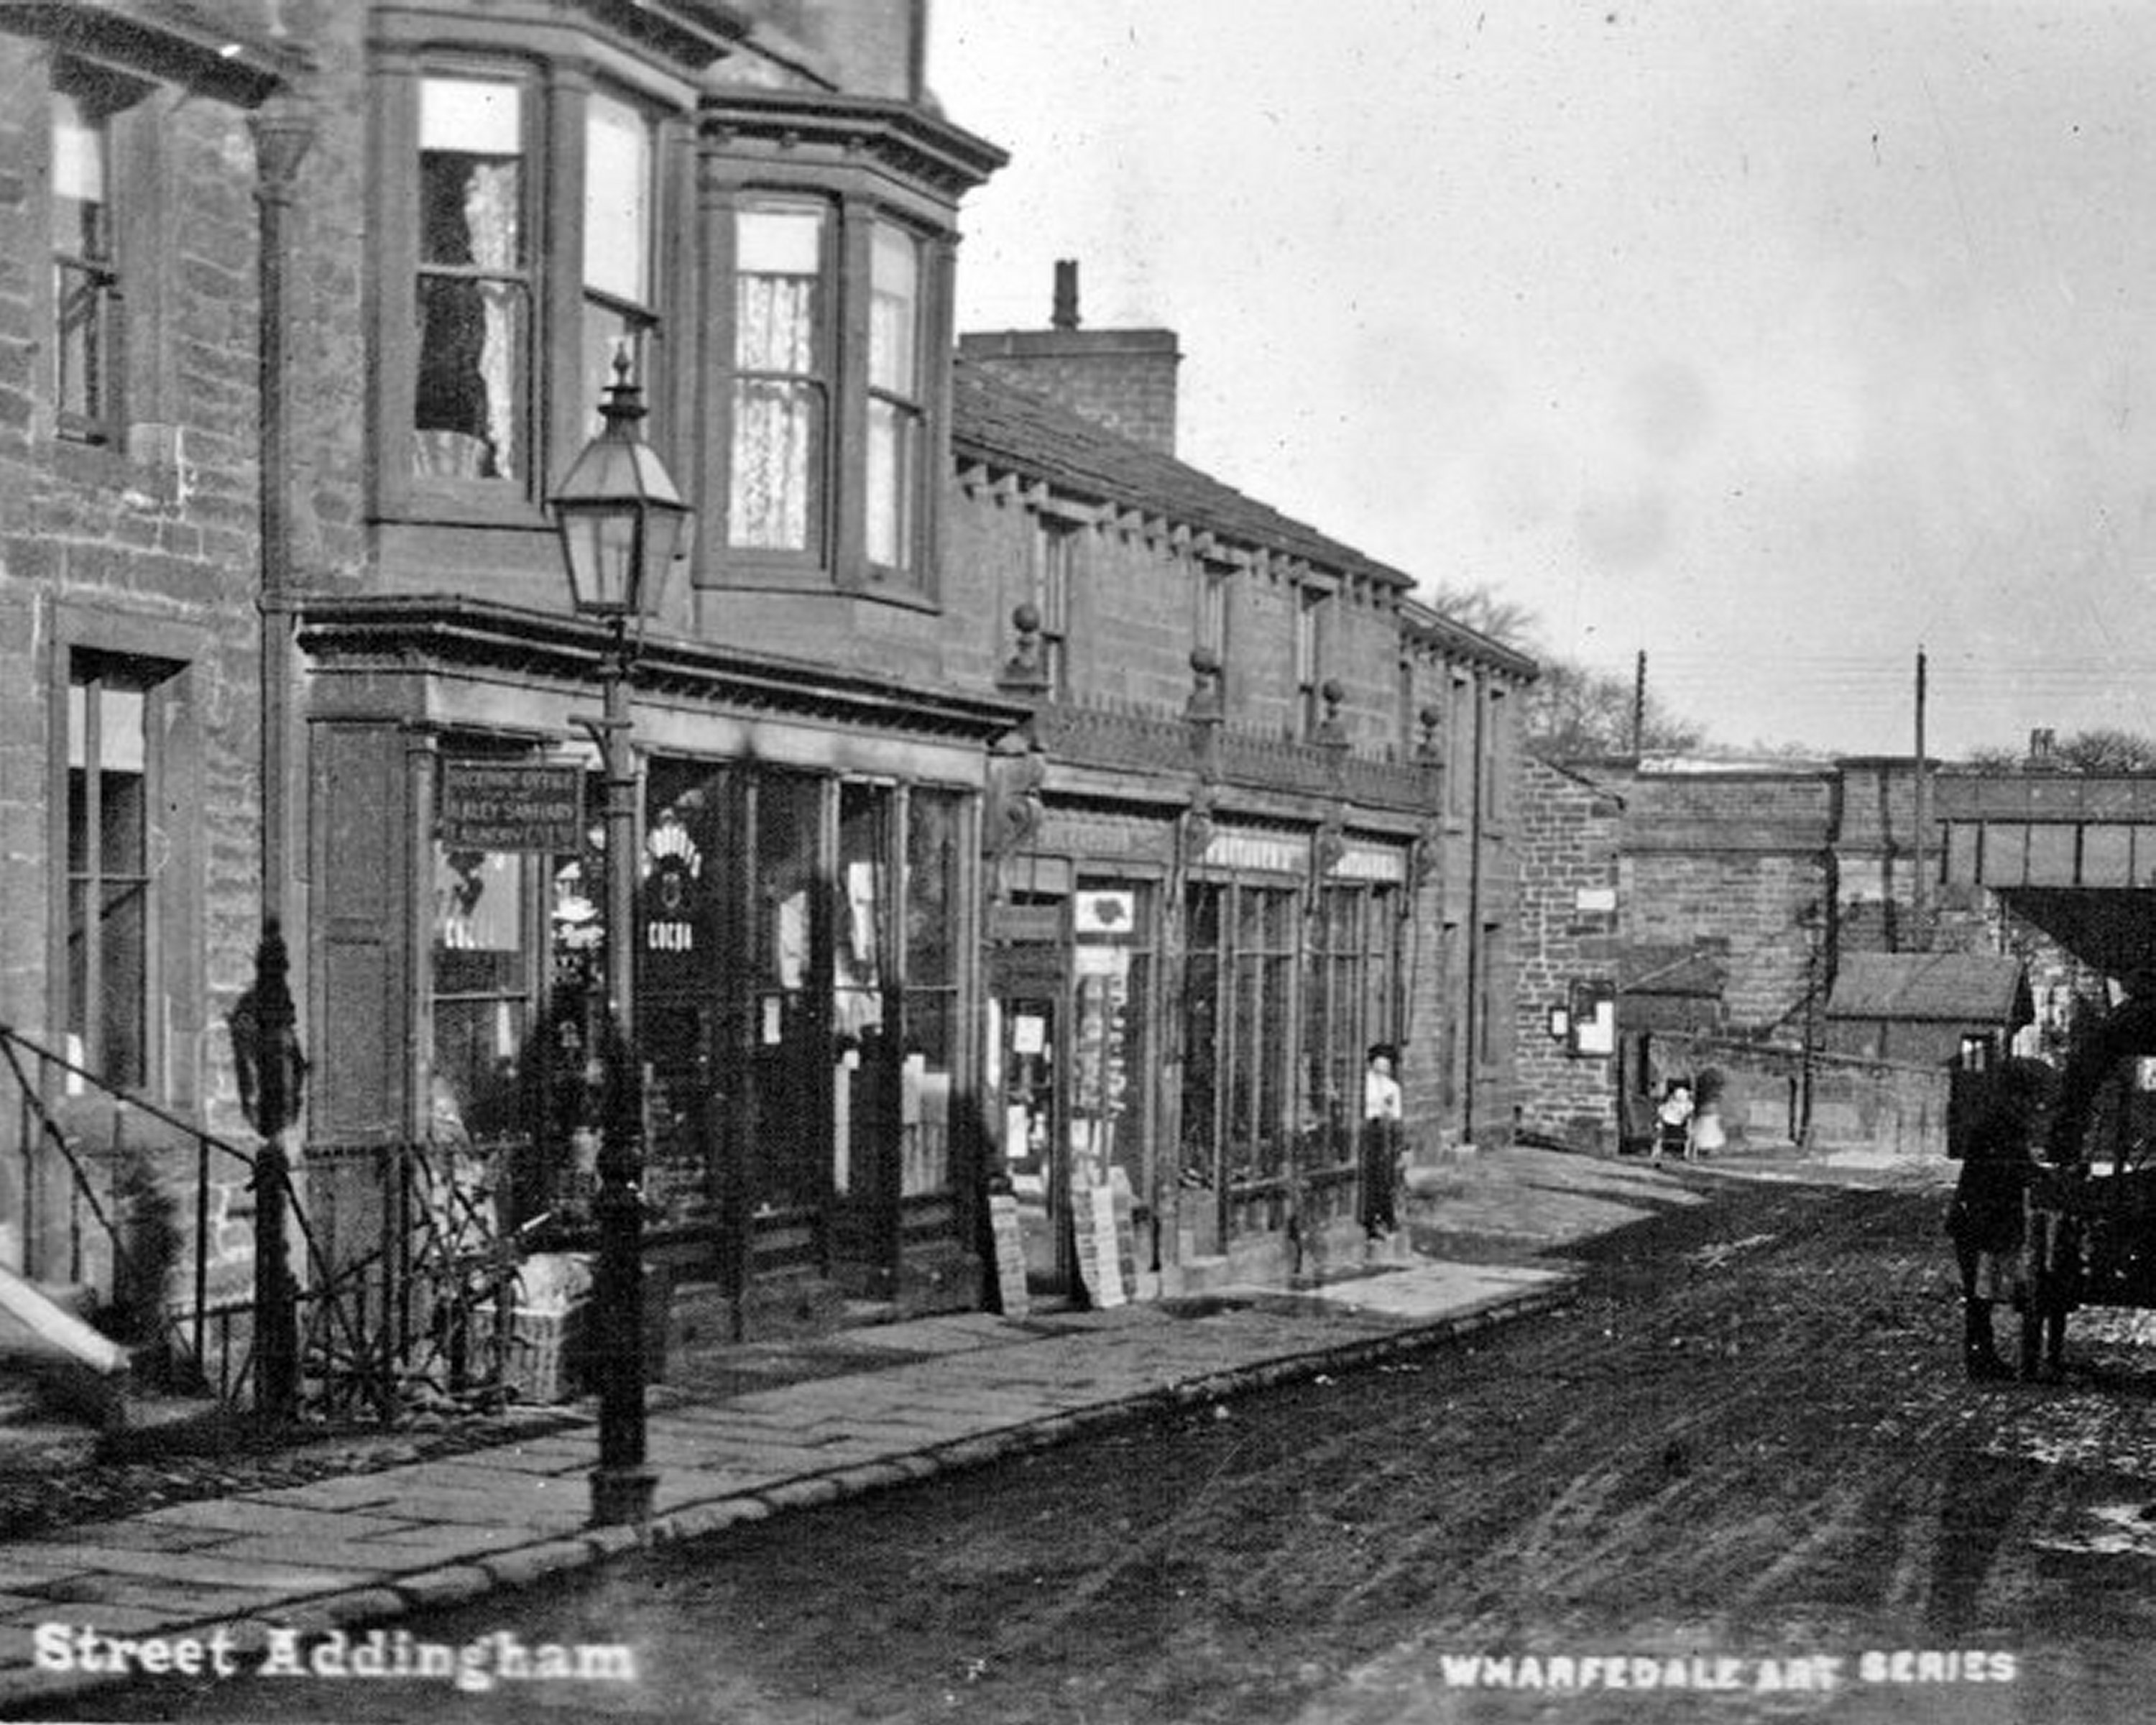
[0,0,1532,1412]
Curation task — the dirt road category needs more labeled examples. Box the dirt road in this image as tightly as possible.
[59,1171,2156,1724]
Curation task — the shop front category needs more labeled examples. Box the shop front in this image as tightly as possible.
[985,806,1416,1302]
[300,601,1022,1374]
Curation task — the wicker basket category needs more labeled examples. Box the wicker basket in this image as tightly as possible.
[499,1303,588,1403]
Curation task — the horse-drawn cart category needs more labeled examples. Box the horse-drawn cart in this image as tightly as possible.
[2014,997,2156,1379]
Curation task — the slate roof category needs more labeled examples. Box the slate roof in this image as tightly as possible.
[1825,952,2032,1026]
[951,355,1415,593]
[1617,944,1726,998]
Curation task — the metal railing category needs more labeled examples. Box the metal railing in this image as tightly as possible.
[0,1025,507,1419]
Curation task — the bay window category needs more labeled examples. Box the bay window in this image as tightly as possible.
[729,201,829,556]
[375,37,688,520]
[719,201,935,585]
[703,92,1002,603]
[866,221,924,580]
[414,74,530,484]
[580,89,657,438]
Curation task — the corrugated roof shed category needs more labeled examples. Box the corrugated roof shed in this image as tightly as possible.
[1825,952,2032,1026]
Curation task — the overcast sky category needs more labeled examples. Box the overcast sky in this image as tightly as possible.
[926,1,2156,758]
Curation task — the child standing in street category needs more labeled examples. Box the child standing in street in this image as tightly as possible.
[1654,1079,1694,1168]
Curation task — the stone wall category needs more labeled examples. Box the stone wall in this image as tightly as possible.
[1515,757,1624,1148]
[0,26,277,1292]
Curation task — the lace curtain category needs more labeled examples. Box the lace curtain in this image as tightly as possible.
[415,157,523,480]
[730,275,819,548]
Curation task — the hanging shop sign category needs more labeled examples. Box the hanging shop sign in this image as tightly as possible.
[436,761,583,853]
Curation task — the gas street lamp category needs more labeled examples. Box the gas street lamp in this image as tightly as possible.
[550,352,690,1527]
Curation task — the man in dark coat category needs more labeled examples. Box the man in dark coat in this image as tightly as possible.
[1948,1060,2053,1380]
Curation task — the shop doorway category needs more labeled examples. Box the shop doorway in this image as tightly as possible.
[990,942,1069,1298]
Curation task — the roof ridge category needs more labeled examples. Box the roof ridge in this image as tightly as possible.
[952,353,1413,590]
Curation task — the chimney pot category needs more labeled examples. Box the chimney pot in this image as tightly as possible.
[1052,259,1080,331]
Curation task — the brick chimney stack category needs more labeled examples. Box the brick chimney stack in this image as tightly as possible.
[959,261,1183,455]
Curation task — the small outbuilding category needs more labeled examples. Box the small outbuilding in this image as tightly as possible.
[1824,952,2033,1066]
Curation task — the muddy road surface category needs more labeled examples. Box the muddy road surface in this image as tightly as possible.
[55,1172,2156,1724]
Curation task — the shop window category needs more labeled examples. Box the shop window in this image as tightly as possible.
[831,781,903,1202]
[1073,881,1154,1205]
[900,788,964,1196]
[429,844,534,1142]
[748,770,826,1214]
[1304,886,1397,1181]
[1182,880,1300,1197]
[1233,888,1297,1183]
[1179,883,1223,1184]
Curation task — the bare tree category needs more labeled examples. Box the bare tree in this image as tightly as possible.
[1423,581,1539,649]
[1964,727,2156,773]
[1521,658,1704,759]
[1422,582,1711,758]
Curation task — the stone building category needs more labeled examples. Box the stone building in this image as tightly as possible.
[947,295,1534,1291]
[0,6,309,1332]
[0,1,1534,1405]
[1514,751,2091,1160]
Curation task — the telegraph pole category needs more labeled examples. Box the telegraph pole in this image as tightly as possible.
[1631,650,1647,758]
[1912,645,1929,951]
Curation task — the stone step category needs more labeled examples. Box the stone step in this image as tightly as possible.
[0,1418,99,1471]
[0,1378,41,1427]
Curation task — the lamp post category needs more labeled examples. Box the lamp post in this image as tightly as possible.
[550,354,691,1527]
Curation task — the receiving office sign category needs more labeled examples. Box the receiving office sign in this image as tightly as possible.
[436,761,584,853]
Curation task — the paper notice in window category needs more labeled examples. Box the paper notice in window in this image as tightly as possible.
[1013,1015,1046,1056]
[901,1052,925,1126]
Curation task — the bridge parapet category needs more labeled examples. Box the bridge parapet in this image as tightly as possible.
[1936,773,2156,888]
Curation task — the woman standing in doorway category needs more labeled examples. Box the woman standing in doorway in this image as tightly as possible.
[1361,1044,1404,1239]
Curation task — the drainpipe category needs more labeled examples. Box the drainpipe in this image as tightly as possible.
[251,101,315,936]
[1463,674,1488,1141]
[248,99,315,1422]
